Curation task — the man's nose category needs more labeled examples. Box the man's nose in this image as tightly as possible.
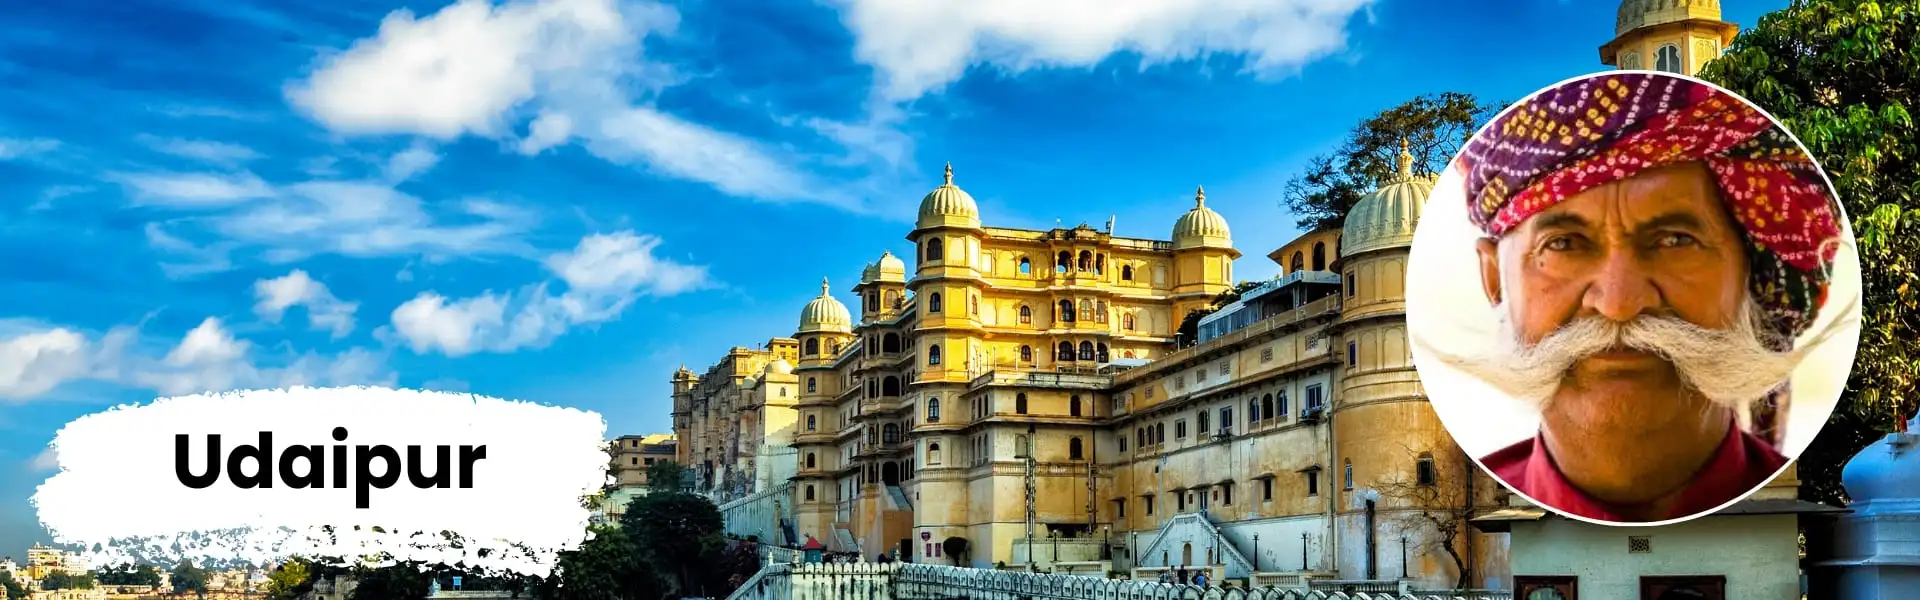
[1582,246,1661,322]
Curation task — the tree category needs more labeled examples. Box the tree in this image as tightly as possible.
[0,573,22,600]
[347,561,431,600]
[1175,280,1270,348]
[263,559,314,600]
[1696,0,1919,505]
[1282,92,1502,231]
[170,560,210,596]
[534,524,654,600]
[646,460,690,493]
[1369,443,1494,591]
[94,563,163,587]
[621,489,727,598]
[40,570,94,590]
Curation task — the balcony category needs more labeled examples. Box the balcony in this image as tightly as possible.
[1115,295,1341,385]
[969,369,1113,391]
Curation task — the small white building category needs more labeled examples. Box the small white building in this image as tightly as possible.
[1473,463,1836,600]
[1805,416,1920,599]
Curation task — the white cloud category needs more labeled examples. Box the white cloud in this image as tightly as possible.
[0,328,91,400]
[0,318,394,402]
[254,270,360,338]
[517,111,573,155]
[829,0,1376,102]
[138,135,263,166]
[385,142,441,182]
[588,107,829,204]
[390,230,708,357]
[30,447,59,473]
[0,137,59,160]
[118,171,276,207]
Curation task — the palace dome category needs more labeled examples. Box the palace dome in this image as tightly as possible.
[1172,186,1232,250]
[1616,0,1722,36]
[797,278,852,334]
[874,250,906,283]
[764,358,794,376]
[1341,141,1436,259]
[1842,416,1920,515]
[916,163,981,230]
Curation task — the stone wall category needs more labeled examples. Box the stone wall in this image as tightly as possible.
[723,562,1514,600]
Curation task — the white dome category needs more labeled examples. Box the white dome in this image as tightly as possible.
[797,278,852,334]
[1172,186,1231,250]
[764,358,794,376]
[915,163,981,230]
[1842,416,1920,514]
[1341,141,1435,258]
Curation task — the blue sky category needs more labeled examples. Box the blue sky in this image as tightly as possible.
[0,0,1786,558]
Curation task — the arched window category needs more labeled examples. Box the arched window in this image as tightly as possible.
[928,443,943,465]
[1069,395,1082,417]
[1056,251,1071,273]
[1277,391,1289,417]
[925,237,944,262]
[805,485,815,501]
[1078,341,1095,361]
[1137,428,1146,447]
[1019,257,1032,275]
[865,292,877,312]
[1015,434,1030,458]
[883,333,901,353]
[1015,393,1029,415]
[883,423,901,443]
[1291,252,1304,273]
[829,339,840,354]
[1416,452,1437,486]
[1121,265,1134,281]
[1095,254,1105,275]
[1123,314,1135,330]
[882,376,901,397]
[1312,242,1326,271]
[884,290,898,308]
[1156,423,1165,443]
[805,338,819,355]
[1058,300,1075,322]
[1079,299,1093,322]
[1070,437,1085,460]
[867,379,878,398]
[1020,345,1033,363]
[1262,394,1275,421]
[1019,305,1032,324]
[806,453,817,469]
[807,415,817,430]
[928,345,942,366]
[928,293,943,314]
[1095,301,1108,324]
[1249,398,1260,422]
[927,397,941,422]
[1078,251,1093,271]
[807,377,817,393]
[1096,343,1109,362]
[1344,459,1354,490]
[1656,43,1682,73]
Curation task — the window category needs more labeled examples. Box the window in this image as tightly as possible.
[1261,347,1272,362]
[1116,498,1126,518]
[807,377,817,393]
[1057,341,1074,361]
[925,237,944,262]
[1306,470,1320,496]
[1348,341,1357,367]
[630,457,638,465]
[1312,243,1327,271]
[1222,482,1234,506]
[1307,385,1324,410]
[1020,345,1033,363]
[1291,252,1304,273]
[1019,305,1032,324]
[1221,407,1233,430]
[1275,392,1287,419]
[1015,435,1030,459]
[1175,419,1187,439]
[1249,397,1261,422]
[1070,395,1082,417]
[1622,51,1643,70]
[1198,410,1210,434]
[1079,300,1093,322]
[806,453,816,469]
[1145,495,1156,515]
[927,398,941,423]
[805,485,815,501]
[1137,428,1146,447]
[1121,265,1133,281]
[1123,314,1135,330]
[1058,300,1075,322]
[1218,361,1230,376]
[1656,43,1682,73]
[928,345,942,366]
[807,415,817,431]
[1079,341,1095,361]
[1343,460,1354,490]
[1019,257,1031,275]
[929,293,943,313]
[1095,301,1108,324]
[1156,422,1165,443]
[1262,478,1273,502]
[970,294,979,316]
[1015,393,1028,415]
[1345,272,1356,297]
[1056,251,1070,272]
[1069,437,1084,460]
[1097,343,1109,362]
[805,338,819,355]
[1119,435,1127,452]
[1416,452,1436,486]
[1513,576,1577,600]
[927,443,942,465]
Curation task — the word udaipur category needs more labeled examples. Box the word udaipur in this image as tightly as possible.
[175,427,488,509]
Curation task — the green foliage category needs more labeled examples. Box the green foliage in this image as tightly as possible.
[620,490,728,597]
[1697,0,1919,505]
[40,570,94,590]
[646,460,690,493]
[1175,280,1277,348]
[93,563,163,587]
[347,561,431,600]
[535,524,654,600]
[169,560,210,595]
[263,559,314,600]
[0,573,22,600]
[1283,92,1502,231]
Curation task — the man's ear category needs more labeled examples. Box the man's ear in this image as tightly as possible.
[1475,237,1503,307]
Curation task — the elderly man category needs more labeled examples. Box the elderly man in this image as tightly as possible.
[1443,73,1849,523]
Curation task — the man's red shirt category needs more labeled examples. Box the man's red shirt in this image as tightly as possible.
[1480,419,1787,522]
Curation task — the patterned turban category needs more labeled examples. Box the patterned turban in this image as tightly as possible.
[1458,72,1843,350]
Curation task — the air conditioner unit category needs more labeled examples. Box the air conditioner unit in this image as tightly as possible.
[1211,429,1233,443]
[1300,406,1325,423]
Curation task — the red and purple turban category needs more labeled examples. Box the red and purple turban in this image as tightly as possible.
[1458,72,1844,350]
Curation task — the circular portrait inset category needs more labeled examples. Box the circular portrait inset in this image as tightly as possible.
[1406,70,1863,526]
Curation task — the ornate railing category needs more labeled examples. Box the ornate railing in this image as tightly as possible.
[725,562,1511,600]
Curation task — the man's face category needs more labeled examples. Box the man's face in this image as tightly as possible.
[1475,161,1752,427]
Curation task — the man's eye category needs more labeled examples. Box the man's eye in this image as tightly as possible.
[1544,236,1576,251]
[1659,232,1700,247]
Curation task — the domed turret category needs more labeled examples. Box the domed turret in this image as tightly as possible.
[1615,0,1721,36]
[797,278,852,334]
[873,251,906,283]
[915,163,981,230]
[1341,140,1435,258]
[1172,186,1231,250]
[1842,416,1920,515]
[764,358,794,376]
